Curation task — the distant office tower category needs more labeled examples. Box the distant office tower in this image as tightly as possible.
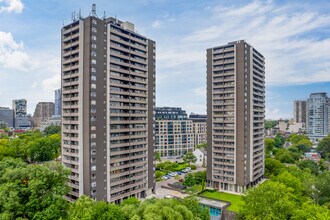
[293,100,306,123]
[306,93,329,136]
[189,113,207,146]
[206,40,265,193]
[54,89,62,116]
[61,7,155,202]
[12,99,30,128]
[155,107,194,157]
[32,102,55,127]
[0,107,14,128]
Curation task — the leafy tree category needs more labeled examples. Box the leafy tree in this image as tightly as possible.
[238,181,297,220]
[29,134,61,163]
[317,134,330,160]
[296,144,311,153]
[274,133,285,148]
[265,120,278,129]
[183,171,206,187]
[0,159,70,220]
[275,149,296,164]
[292,201,330,220]
[121,197,206,220]
[314,171,330,206]
[155,151,161,162]
[68,195,125,220]
[196,143,207,149]
[264,138,275,154]
[265,158,286,178]
[289,134,312,147]
[297,160,319,175]
[181,197,210,220]
[184,173,196,187]
[44,125,61,135]
[183,152,197,166]
[271,171,304,197]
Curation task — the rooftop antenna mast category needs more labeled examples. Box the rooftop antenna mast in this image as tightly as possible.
[89,3,98,18]
[78,9,82,19]
[71,11,76,22]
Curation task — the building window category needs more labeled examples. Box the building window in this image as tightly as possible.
[91,59,96,65]
[92,19,97,25]
[92,27,97,33]
[91,51,97,57]
[91,133,96,139]
[91,116,96,121]
[91,67,96,73]
[91,75,96,81]
[91,150,96,155]
[91,83,96,89]
[91,108,96,113]
[92,35,97,41]
[91,100,96,105]
[91,182,96,187]
[91,43,97,49]
[91,92,96,97]
[91,126,96,130]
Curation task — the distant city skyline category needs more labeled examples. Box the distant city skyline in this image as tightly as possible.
[0,0,330,119]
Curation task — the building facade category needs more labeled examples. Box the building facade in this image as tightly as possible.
[293,100,306,123]
[0,107,14,128]
[32,102,55,127]
[12,99,30,128]
[61,10,155,203]
[155,107,194,157]
[155,107,187,120]
[189,113,207,146]
[55,89,62,116]
[306,93,329,136]
[206,40,265,193]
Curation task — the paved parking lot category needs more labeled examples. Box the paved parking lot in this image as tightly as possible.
[155,165,206,198]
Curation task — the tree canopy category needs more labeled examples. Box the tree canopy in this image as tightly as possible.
[183,152,197,166]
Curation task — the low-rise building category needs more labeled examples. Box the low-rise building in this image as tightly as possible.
[193,148,206,166]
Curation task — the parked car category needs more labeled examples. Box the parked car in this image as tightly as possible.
[168,172,176,177]
[162,176,169,180]
[177,171,182,175]
[186,167,192,172]
[179,179,184,182]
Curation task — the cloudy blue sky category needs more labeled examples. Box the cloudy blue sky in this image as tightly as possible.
[0,0,330,119]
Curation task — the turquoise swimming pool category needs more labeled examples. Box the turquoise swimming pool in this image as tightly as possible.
[210,207,221,217]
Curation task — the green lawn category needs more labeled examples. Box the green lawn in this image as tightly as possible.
[200,190,243,213]
[171,163,187,171]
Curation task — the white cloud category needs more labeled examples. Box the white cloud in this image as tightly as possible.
[265,108,291,120]
[152,20,161,28]
[192,87,206,97]
[167,0,330,86]
[0,0,24,13]
[0,31,35,71]
[31,82,38,88]
[42,74,60,91]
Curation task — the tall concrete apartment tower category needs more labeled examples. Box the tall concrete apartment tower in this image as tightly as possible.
[306,93,328,137]
[61,6,155,202]
[54,89,62,116]
[206,40,265,193]
[293,100,306,123]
